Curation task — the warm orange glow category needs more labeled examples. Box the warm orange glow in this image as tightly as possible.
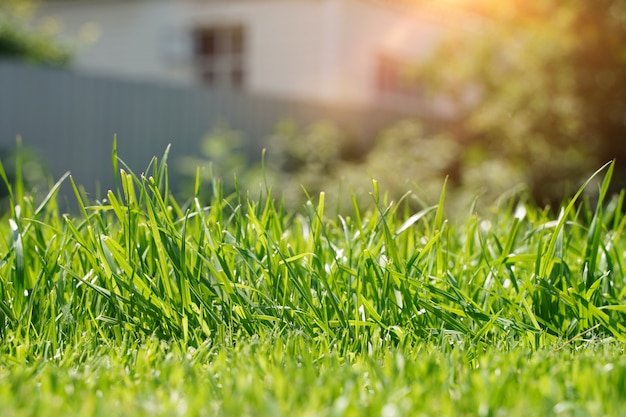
[382,18,418,51]
[379,0,504,17]
[433,0,544,19]
[427,0,507,17]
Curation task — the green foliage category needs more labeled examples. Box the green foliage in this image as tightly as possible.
[0,0,71,66]
[419,0,626,204]
[0,140,50,213]
[179,121,360,211]
[352,121,463,207]
[263,120,352,208]
[1,335,625,416]
[196,0,626,211]
[1,147,625,415]
[182,120,480,214]
[176,125,257,203]
[3,146,626,345]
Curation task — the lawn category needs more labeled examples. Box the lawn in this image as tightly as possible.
[0,147,625,416]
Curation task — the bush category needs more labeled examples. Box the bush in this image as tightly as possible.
[0,0,71,66]
[418,0,626,205]
[180,119,526,216]
[0,142,50,212]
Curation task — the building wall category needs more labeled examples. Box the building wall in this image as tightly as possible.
[36,0,472,113]
[335,0,453,109]
[38,0,344,99]
[38,0,194,84]
[187,0,345,103]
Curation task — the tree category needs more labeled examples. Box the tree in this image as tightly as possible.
[420,0,626,204]
[0,0,70,66]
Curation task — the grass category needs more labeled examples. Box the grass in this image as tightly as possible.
[0,144,625,416]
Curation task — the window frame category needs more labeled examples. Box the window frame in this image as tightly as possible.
[192,24,246,89]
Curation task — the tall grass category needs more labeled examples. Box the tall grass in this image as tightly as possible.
[0,144,624,360]
[1,145,626,416]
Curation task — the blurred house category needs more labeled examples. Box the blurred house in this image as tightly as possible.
[0,0,481,203]
[37,0,478,119]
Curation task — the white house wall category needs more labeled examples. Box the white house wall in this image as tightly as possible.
[37,1,194,84]
[335,0,450,106]
[36,0,473,112]
[189,0,345,104]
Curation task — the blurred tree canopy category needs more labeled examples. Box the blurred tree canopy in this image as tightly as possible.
[421,0,626,204]
[179,0,626,213]
[0,0,70,66]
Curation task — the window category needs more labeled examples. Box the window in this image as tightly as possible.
[192,25,246,89]
[376,54,423,98]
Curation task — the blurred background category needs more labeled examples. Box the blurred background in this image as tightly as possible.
[1,0,625,213]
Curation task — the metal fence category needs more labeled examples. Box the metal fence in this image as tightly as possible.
[0,59,413,207]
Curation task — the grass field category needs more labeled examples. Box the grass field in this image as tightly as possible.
[0,146,625,416]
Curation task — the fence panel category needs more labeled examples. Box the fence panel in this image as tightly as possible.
[0,60,412,207]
